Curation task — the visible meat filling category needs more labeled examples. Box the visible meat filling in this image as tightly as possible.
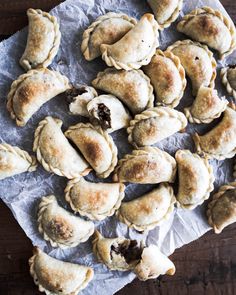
[110,240,143,264]
[66,86,87,103]
[229,64,236,69]
[97,103,111,129]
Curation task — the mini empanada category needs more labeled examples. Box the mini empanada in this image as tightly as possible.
[38,195,94,248]
[65,177,125,220]
[184,86,228,124]
[33,116,90,178]
[7,69,70,127]
[177,6,236,60]
[221,65,236,100]
[117,183,175,231]
[193,106,236,160]
[20,9,61,70]
[113,146,176,184]
[29,247,94,295]
[65,123,117,178]
[81,12,137,61]
[207,182,236,233]
[167,40,217,95]
[92,68,154,114]
[143,49,186,107]
[0,143,37,180]
[101,14,159,70]
[127,106,187,147]
[175,150,214,209]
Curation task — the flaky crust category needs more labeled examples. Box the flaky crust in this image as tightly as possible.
[221,67,236,100]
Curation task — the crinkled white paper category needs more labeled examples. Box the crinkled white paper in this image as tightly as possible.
[0,0,235,294]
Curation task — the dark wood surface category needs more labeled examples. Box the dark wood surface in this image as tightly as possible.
[0,1,236,294]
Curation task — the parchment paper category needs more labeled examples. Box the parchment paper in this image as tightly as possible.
[0,0,235,294]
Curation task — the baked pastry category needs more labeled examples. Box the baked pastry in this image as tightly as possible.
[167,40,217,95]
[177,6,236,60]
[207,182,236,233]
[184,86,228,124]
[7,69,70,127]
[65,177,125,220]
[33,116,90,178]
[20,9,61,70]
[0,143,37,180]
[193,106,236,160]
[81,12,137,61]
[29,247,94,294]
[221,65,236,100]
[38,195,94,248]
[117,184,175,231]
[65,123,117,178]
[113,146,176,184]
[175,150,214,209]
[100,14,159,70]
[127,107,187,147]
[92,68,154,114]
[143,49,186,107]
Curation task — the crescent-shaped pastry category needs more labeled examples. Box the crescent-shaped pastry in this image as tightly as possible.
[193,106,236,160]
[7,69,70,127]
[0,143,37,180]
[33,116,90,178]
[65,123,117,178]
[113,146,176,184]
[167,40,217,95]
[127,107,187,147]
[64,177,125,220]
[20,9,61,71]
[207,182,236,233]
[81,12,137,61]
[221,65,236,100]
[143,49,186,107]
[177,6,236,60]
[92,68,154,114]
[38,195,94,248]
[29,247,94,294]
[100,13,159,70]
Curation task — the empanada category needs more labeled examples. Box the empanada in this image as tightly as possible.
[65,177,125,220]
[207,182,236,233]
[0,143,37,180]
[81,12,137,61]
[143,49,186,107]
[221,65,236,100]
[29,247,94,295]
[38,195,94,248]
[101,14,159,70]
[92,68,154,114]
[65,123,117,178]
[175,150,214,209]
[117,183,175,231]
[127,106,187,147]
[113,146,176,184]
[193,106,236,160]
[33,116,90,178]
[167,40,217,95]
[7,69,70,127]
[177,6,236,60]
[20,9,61,70]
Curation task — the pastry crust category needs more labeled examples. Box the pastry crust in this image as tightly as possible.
[221,66,236,100]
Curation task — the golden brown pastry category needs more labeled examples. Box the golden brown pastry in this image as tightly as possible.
[221,65,236,100]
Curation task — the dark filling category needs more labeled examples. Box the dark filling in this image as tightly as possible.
[66,86,88,103]
[97,103,111,129]
[111,240,143,264]
[229,64,236,69]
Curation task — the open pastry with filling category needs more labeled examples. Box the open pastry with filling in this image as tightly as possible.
[221,65,236,100]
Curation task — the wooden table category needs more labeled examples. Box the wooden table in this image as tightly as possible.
[0,1,236,294]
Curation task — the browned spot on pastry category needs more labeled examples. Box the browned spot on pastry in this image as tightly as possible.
[46,217,73,240]
[124,160,157,181]
[85,140,103,164]
[198,15,219,36]
[179,160,198,193]
[87,190,108,208]
[17,83,48,106]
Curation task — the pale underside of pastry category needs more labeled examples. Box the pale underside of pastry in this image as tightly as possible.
[65,122,117,178]
[7,68,70,127]
[81,12,137,61]
[20,8,61,71]
[101,13,159,70]
[177,6,236,60]
[113,146,176,184]
[38,195,94,248]
[127,106,187,148]
[167,40,217,95]
[207,182,236,233]
[143,49,186,107]
[0,143,37,180]
[29,247,94,295]
[64,177,125,221]
[33,116,90,179]
[221,66,236,100]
